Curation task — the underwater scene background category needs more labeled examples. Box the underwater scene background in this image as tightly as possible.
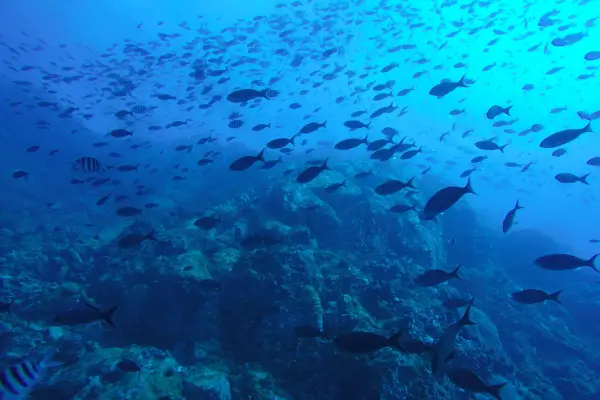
[1,0,600,399]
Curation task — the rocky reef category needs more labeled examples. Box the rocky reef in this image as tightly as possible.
[1,165,599,400]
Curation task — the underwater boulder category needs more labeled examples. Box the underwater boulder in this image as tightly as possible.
[182,371,232,400]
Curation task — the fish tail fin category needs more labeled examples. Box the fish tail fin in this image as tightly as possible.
[290,134,297,145]
[499,144,508,153]
[588,254,598,270]
[458,75,467,87]
[407,176,415,188]
[341,179,347,187]
[147,229,157,241]
[322,120,327,128]
[504,105,513,116]
[256,149,266,162]
[460,304,476,326]
[322,157,330,170]
[580,173,590,184]
[261,88,272,100]
[451,264,462,279]
[102,306,119,328]
[548,290,563,305]
[363,135,369,143]
[585,122,592,132]
[388,330,404,350]
[464,177,476,195]
[366,121,372,129]
[468,297,475,307]
[486,382,508,400]
[515,200,524,210]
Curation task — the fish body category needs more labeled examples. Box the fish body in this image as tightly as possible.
[502,201,523,233]
[297,158,329,183]
[422,178,475,220]
[226,88,272,103]
[535,253,598,272]
[486,105,512,119]
[333,331,403,354]
[375,177,415,195]
[429,75,467,98]
[431,304,475,375]
[229,149,265,171]
[335,136,368,150]
[118,230,156,248]
[415,265,461,287]
[555,173,589,184]
[540,122,592,148]
[54,304,118,327]
[299,121,326,134]
[511,289,562,304]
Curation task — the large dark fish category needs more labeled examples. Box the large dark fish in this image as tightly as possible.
[502,201,523,233]
[334,135,368,150]
[447,367,507,400]
[429,75,468,98]
[534,253,598,272]
[53,303,118,327]
[511,289,562,305]
[229,149,265,171]
[422,178,475,220]
[333,330,404,354]
[375,177,415,195]
[226,88,272,103]
[431,304,475,375]
[118,230,156,248]
[296,158,329,183]
[298,121,327,134]
[414,265,461,287]
[540,122,592,148]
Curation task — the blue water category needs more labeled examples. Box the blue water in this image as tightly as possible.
[1,0,600,399]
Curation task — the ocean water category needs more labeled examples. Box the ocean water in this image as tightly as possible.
[1,0,600,399]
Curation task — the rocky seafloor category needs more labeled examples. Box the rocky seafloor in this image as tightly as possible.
[1,163,599,400]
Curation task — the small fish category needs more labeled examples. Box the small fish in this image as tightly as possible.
[0,350,62,398]
[429,75,468,98]
[325,180,346,193]
[296,158,330,183]
[73,157,102,172]
[389,204,416,214]
[229,149,265,171]
[421,178,475,220]
[343,120,371,130]
[194,216,220,230]
[335,135,368,150]
[298,121,327,134]
[447,367,507,399]
[12,171,28,179]
[116,359,141,373]
[116,206,142,217]
[535,253,598,272]
[54,303,118,327]
[333,330,404,354]
[554,173,589,184]
[118,230,156,248]
[502,201,523,233]
[252,123,271,131]
[415,265,462,287]
[511,289,562,305]
[110,129,133,138]
[486,105,512,120]
[431,304,475,375]
[375,177,415,195]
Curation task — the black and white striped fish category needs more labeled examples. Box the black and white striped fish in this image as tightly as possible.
[73,157,102,173]
[0,350,61,399]
[131,105,147,114]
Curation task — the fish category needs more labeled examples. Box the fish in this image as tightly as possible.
[296,158,330,183]
[554,173,589,184]
[431,304,475,375]
[447,367,507,400]
[229,149,265,171]
[389,204,416,214]
[421,178,475,220]
[333,330,404,354]
[11,171,28,179]
[194,216,220,230]
[343,120,371,130]
[325,180,346,193]
[429,75,468,98]
[587,157,600,166]
[415,265,461,287]
[0,298,15,314]
[110,129,133,138]
[226,88,273,103]
[502,201,523,233]
[118,230,156,248]
[534,253,598,272]
[298,121,327,134]
[0,349,62,398]
[475,139,507,152]
[334,135,368,150]
[73,157,102,172]
[486,105,512,120]
[375,177,415,195]
[252,123,271,131]
[267,135,296,149]
[443,297,474,309]
[511,289,562,305]
[116,359,141,373]
[53,303,118,327]
[116,206,142,217]
[540,122,592,148]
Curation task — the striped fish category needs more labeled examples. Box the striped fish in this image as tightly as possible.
[131,105,147,114]
[0,350,61,399]
[73,157,102,173]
